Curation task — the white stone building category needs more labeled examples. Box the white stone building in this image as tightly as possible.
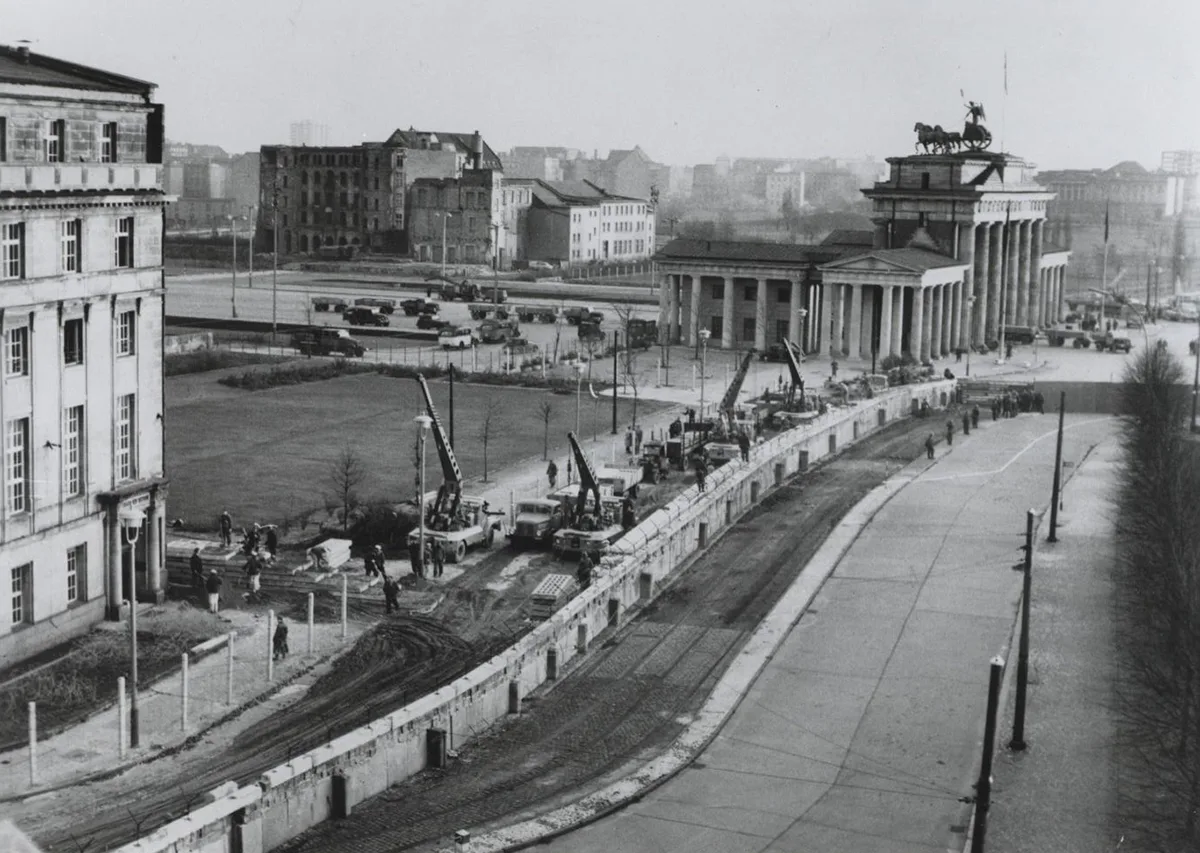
[0,44,168,665]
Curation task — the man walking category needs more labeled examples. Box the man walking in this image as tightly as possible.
[737,431,751,463]
[694,452,709,493]
[971,404,980,429]
[962,411,971,436]
[190,548,205,588]
[408,540,425,580]
[383,575,400,614]
[945,420,955,446]
[219,510,233,548]
[625,426,634,456]
[264,526,278,557]
[244,552,261,594]
[1034,390,1045,415]
[205,569,223,614]
[635,424,644,454]
[925,433,936,460]
[547,459,558,489]
[273,617,289,660]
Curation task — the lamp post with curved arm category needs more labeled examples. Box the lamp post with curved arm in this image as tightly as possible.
[119,506,146,747]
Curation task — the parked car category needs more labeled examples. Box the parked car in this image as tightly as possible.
[343,306,390,327]
[528,260,554,271]
[400,298,429,316]
[418,313,451,330]
[438,326,479,349]
[290,327,367,358]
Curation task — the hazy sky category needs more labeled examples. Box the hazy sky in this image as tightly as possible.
[9,0,1199,170]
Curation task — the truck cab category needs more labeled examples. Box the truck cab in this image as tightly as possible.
[343,306,390,326]
[290,327,367,358]
[596,467,640,500]
[508,499,566,547]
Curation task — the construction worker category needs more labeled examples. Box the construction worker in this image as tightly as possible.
[383,575,400,614]
[945,420,955,446]
[431,538,445,578]
[547,459,558,489]
[577,551,593,591]
[925,433,935,460]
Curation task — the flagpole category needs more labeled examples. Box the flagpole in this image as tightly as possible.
[1101,199,1110,330]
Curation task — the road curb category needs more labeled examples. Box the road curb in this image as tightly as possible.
[446,460,923,852]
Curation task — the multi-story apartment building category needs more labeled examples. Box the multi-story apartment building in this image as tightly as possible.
[526,180,655,265]
[258,129,501,256]
[0,44,168,666]
[407,169,531,268]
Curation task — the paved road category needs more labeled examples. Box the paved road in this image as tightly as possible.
[273,416,941,853]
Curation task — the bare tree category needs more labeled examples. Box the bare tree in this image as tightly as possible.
[327,445,368,533]
[612,303,644,427]
[539,399,554,460]
[479,395,503,482]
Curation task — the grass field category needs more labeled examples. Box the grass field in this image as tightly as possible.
[167,372,666,532]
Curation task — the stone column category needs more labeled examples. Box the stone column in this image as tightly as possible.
[974,223,991,346]
[1030,220,1045,326]
[929,285,943,359]
[957,224,976,351]
[657,273,671,342]
[722,275,734,349]
[666,274,680,343]
[847,284,863,359]
[910,286,924,361]
[788,279,802,347]
[829,284,844,358]
[879,285,893,361]
[806,283,819,353]
[950,280,962,354]
[861,287,875,361]
[941,284,953,356]
[891,285,904,356]
[106,504,122,621]
[755,278,768,351]
[1006,221,1020,326]
[1016,220,1031,325]
[986,222,1003,343]
[1056,265,1065,322]
[147,488,164,602]
[687,274,701,346]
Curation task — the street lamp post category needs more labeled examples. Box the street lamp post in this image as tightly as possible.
[226,215,238,319]
[574,363,584,435]
[966,295,977,376]
[698,328,711,419]
[1192,310,1200,433]
[119,506,146,748]
[271,189,279,341]
[415,415,432,572]
[246,204,256,288]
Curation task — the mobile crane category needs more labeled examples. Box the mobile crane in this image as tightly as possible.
[706,349,757,462]
[781,339,807,410]
[551,432,625,560]
[406,375,505,563]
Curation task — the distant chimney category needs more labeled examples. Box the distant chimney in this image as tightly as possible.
[470,130,483,170]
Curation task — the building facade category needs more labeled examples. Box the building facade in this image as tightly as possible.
[258,129,501,256]
[526,180,655,265]
[407,169,531,268]
[0,44,169,665]
[289,121,329,147]
[658,150,1071,360]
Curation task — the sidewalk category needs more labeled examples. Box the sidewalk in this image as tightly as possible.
[988,438,1121,852]
[523,413,1118,853]
[0,607,365,801]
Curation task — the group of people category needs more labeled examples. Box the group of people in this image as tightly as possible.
[991,388,1044,420]
[406,536,446,580]
[624,424,645,457]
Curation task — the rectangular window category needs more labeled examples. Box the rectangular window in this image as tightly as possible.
[63,318,84,366]
[117,310,136,356]
[742,317,756,342]
[6,417,29,513]
[777,286,789,303]
[64,404,84,496]
[61,219,82,273]
[116,394,136,481]
[67,544,86,604]
[0,116,7,161]
[1,222,24,280]
[710,316,723,339]
[100,122,118,163]
[45,119,65,162]
[114,216,134,268]
[11,563,31,626]
[5,326,29,377]
[743,284,756,301]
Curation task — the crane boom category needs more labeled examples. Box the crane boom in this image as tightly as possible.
[567,432,601,521]
[719,350,756,426]
[415,375,464,517]
[782,340,805,407]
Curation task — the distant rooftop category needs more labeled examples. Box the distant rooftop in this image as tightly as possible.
[0,43,154,94]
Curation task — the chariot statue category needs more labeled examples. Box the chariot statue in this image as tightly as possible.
[913,99,992,154]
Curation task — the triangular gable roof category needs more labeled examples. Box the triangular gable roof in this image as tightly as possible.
[0,45,155,94]
[820,248,964,274]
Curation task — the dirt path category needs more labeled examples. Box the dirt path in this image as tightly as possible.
[270,417,935,853]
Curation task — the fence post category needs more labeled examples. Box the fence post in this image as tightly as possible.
[341,574,348,640]
[181,652,189,731]
[117,675,127,758]
[226,632,235,705]
[267,609,275,682]
[972,656,1005,853]
[28,701,37,786]
[307,592,315,655]
[1010,508,1041,751]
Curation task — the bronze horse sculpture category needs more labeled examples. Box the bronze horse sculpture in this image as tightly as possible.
[913,123,965,155]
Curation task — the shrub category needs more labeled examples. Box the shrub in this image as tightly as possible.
[879,353,916,372]
[164,349,287,377]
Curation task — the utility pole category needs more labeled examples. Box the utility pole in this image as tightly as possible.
[612,331,619,435]
[246,204,256,288]
[272,185,279,341]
